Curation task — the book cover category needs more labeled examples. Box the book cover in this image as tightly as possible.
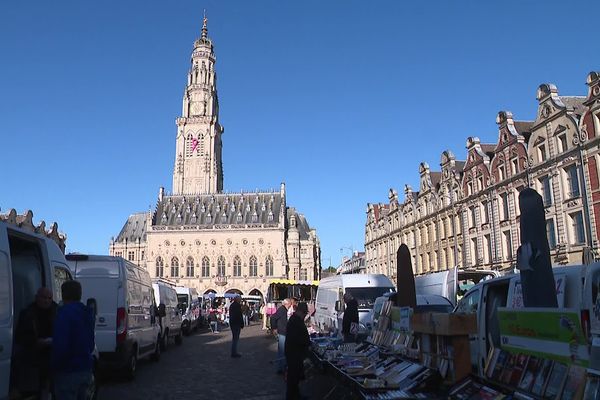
[560,364,586,400]
[484,347,501,379]
[530,358,553,396]
[509,354,530,388]
[500,353,516,384]
[543,362,568,399]
[583,374,600,400]
[518,355,540,392]
[491,350,508,382]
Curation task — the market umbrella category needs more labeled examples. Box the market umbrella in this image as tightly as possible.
[517,188,558,308]
[395,244,417,309]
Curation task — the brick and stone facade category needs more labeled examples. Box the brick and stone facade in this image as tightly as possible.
[366,71,600,279]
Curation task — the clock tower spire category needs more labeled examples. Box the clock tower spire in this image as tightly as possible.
[172,12,224,195]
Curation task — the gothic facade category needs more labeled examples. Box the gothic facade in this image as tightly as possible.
[365,71,600,279]
[110,17,321,298]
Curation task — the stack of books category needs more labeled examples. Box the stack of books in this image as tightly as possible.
[484,347,588,399]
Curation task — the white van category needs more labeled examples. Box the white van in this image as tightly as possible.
[0,212,97,399]
[454,263,600,376]
[314,274,395,334]
[415,267,499,306]
[152,281,183,349]
[66,254,161,379]
[175,286,200,335]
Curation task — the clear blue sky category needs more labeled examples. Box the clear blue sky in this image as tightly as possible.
[1,1,598,268]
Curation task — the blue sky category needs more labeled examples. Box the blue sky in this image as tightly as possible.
[1,1,598,268]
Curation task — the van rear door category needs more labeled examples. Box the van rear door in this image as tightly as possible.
[72,261,120,353]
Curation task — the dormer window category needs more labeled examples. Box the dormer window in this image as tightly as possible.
[467,181,473,196]
[558,134,568,153]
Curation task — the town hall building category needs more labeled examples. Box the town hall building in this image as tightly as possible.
[109,17,321,299]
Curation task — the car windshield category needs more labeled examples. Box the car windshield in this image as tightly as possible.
[346,287,395,309]
[415,304,454,313]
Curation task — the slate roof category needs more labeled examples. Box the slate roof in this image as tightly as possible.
[480,144,496,157]
[153,192,283,227]
[430,172,442,190]
[455,161,466,171]
[559,96,586,117]
[115,213,148,243]
[514,121,533,136]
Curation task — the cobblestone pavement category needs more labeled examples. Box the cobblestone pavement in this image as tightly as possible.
[98,323,287,400]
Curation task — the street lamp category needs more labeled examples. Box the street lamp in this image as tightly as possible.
[340,246,354,273]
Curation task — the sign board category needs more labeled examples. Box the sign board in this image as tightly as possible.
[509,273,566,308]
[498,307,589,367]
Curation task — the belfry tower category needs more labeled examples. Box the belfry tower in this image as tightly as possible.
[172,14,224,195]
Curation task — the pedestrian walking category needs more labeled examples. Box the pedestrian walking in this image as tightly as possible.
[229,295,244,357]
[51,280,95,400]
[284,302,310,400]
[270,298,293,374]
[14,287,58,399]
[241,301,250,327]
[342,292,359,343]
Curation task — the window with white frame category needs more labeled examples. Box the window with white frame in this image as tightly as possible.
[498,164,506,181]
[186,256,194,277]
[249,256,258,277]
[128,251,135,261]
[484,234,492,264]
[156,256,164,277]
[171,257,179,277]
[539,175,552,206]
[538,143,547,162]
[265,256,274,276]
[569,212,585,245]
[546,219,557,249]
[233,256,241,276]
[503,230,512,260]
[471,238,478,265]
[511,158,519,175]
[201,256,210,277]
[565,165,580,198]
[481,201,489,224]
[558,133,568,153]
[217,256,225,276]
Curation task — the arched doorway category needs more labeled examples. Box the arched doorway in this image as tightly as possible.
[249,288,264,300]
[225,288,243,296]
[204,288,216,295]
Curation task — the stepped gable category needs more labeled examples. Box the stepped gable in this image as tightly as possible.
[153,191,283,226]
[115,212,148,243]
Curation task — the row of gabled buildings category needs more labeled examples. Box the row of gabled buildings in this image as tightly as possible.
[365,71,600,279]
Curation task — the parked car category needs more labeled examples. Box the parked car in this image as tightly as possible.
[0,211,98,398]
[314,274,395,334]
[66,254,161,379]
[175,286,200,335]
[153,280,183,349]
[454,263,600,376]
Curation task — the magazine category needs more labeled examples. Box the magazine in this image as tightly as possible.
[530,358,553,396]
[509,353,529,387]
[518,355,540,392]
[560,364,586,400]
[491,350,509,382]
[583,374,600,400]
[543,362,568,399]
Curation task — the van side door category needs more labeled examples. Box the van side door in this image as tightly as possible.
[0,229,12,400]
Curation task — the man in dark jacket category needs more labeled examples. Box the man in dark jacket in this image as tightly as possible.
[342,292,359,343]
[52,280,95,400]
[15,287,57,397]
[229,295,244,357]
[270,298,292,374]
[284,302,310,400]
